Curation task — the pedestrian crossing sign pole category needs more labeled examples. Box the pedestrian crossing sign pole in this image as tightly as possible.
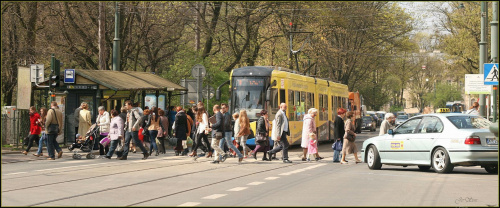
[484,63,499,85]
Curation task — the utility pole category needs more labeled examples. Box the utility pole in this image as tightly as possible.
[479,2,488,117]
[112,2,121,71]
[491,1,499,122]
[99,2,106,70]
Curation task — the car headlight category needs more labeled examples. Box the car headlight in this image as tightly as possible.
[367,124,371,126]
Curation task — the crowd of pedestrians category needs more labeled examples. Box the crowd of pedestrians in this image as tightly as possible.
[22,100,366,165]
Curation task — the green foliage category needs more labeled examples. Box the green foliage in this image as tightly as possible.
[423,82,463,109]
[390,105,403,113]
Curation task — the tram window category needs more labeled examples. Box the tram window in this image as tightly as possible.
[332,96,337,117]
[288,90,295,121]
[319,95,324,120]
[295,91,301,121]
[323,94,328,121]
[280,89,286,103]
[306,92,313,113]
[270,88,278,121]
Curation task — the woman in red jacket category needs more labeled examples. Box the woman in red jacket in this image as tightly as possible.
[22,106,42,155]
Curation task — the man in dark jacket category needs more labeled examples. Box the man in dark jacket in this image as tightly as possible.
[210,105,225,163]
[219,103,243,163]
[333,108,346,163]
[173,106,189,156]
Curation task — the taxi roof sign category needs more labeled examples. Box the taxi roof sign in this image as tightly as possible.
[436,108,450,113]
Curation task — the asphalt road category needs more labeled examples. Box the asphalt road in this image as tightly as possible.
[1,129,498,207]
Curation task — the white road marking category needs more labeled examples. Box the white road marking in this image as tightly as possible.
[264,177,280,180]
[178,202,201,206]
[279,164,326,176]
[202,194,227,199]
[247,181,265,185]
[35,162,117,172]
[3,172,28,176]
[227,187,247,191]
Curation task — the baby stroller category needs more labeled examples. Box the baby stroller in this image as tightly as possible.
[68,123,99,159]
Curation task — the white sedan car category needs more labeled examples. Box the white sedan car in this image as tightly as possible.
[361,113,498,173]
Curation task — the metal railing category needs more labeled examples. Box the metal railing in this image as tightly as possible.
[1,109,30,148]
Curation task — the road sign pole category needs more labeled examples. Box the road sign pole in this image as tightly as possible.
[197,69,201,104]
[479,2,488,117]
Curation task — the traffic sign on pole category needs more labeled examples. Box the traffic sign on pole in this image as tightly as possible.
[484,63,499,85]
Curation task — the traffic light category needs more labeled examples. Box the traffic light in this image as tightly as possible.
[50,56,61,89]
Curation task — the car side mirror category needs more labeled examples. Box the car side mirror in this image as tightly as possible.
[388,129,394,135]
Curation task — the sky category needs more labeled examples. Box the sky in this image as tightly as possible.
[397,1,450,35]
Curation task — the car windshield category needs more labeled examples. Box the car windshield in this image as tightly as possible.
[232,77,265,119]
[363,117,372,122]
[447,116,492,129]
[397,115,408,120]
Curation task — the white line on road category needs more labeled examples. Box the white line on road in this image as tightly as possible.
[178,202,201,206]
[202,194,227,199]
[3,172,28,176]
[35,162,118,172]
[264,177,280,180]
[279,163,326,176]
[227,187,247,191]
[247,181,265,185]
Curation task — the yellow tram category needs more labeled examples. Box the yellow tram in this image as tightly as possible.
[221,66,350,145]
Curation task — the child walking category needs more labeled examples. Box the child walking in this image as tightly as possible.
[307,133,320,162]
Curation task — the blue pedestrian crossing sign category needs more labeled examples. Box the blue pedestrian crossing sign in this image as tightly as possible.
[484,63,499,85]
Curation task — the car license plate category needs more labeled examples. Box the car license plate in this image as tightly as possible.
[486,138,498,145]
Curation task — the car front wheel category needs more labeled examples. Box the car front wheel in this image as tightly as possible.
[484,165,498,174]
[367,145,382,170]
[432,147,454,173]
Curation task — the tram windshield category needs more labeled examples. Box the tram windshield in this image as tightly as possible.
[232,77,265,119]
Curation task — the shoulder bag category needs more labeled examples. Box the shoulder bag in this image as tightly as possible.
[346,133,355,142]
[255,132,269,146]
[332,140,343,151]
[47,109,60,134]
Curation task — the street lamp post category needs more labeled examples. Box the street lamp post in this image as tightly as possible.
[479,2,488,117]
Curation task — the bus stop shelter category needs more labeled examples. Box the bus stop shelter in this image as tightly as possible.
[49,69,187,143]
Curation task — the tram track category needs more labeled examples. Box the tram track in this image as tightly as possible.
[23,162,299,206]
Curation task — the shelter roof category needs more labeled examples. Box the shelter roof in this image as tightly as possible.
[75,69,186,91]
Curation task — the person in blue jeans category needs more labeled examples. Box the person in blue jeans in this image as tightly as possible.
[45,101,64,160]
[118,100,149,160]
[219,103,243,163]
[33,107,48,157]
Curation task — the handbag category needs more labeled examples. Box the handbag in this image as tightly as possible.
[168,136,178,146]
[47,109,60,134]
[100,136,111,147]
[332,140,343,151]
[186,136,193,147]
[255,133,267,143]
[116,136,124,152]
[142,128,150,137]
[215,132,223,140]
[346,133,355,142]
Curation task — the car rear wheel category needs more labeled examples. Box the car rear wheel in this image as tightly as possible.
[484,165,498,174]
[432,147,454,173]
[418,165,431,171]
[367,145,382,170]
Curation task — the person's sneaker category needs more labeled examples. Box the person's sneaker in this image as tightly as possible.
[57,151,63,158]
[302,158,307,161]
[47,158,55,160]
[307,158,311,162]
[315,157,320,161]
[283,159,292,163]
[221,154,228,162]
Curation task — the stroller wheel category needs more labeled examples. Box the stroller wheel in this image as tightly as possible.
[86,154,95,159]
[72,154,78,159]
[68,146,73,151]
[76,154,82,159]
